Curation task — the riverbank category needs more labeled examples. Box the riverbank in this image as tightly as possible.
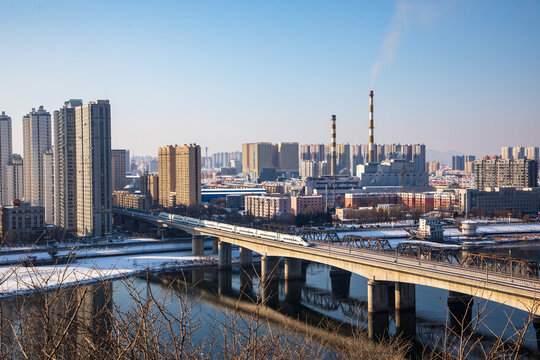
[0,250,216,297]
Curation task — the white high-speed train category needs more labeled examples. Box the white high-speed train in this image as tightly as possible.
[158,212,310,247]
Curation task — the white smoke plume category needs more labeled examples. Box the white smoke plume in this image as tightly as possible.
[371,0,444,87]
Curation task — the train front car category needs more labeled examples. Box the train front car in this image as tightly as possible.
[280,234,311,247]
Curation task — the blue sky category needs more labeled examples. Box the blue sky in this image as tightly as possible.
[1,0,539,157]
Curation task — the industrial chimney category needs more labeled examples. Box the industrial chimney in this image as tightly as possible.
[368,90,375,163]
[330,115,337,176]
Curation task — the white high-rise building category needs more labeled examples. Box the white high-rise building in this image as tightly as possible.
[5,154,23,205]
[75,100,112,237]
[43,150,54,224]
[111,149,127,191]
[525,146,539,161]
[53,99,82,231]
[501,146,513,160]
[512,146,525,160]
[23,106,51,206]
[0,111,13,205]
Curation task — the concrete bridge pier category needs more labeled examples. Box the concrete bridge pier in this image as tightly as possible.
[261,256,280,283]
[284,258,302,281]
[212,238,218,254]
[330,267,351,299]
[395,282,415,310]
[239,247,253,268]
[192,235,205,256]
[218,241,232,269]
[367,280,390,313]
[447,291,474,332]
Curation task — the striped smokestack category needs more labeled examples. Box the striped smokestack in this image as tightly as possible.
[330,115,337,176]
[368,90,375,163]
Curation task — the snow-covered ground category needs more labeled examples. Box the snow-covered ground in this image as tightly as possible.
[0,241,210,264]
[0,251,216,297]
[0,236,176,254]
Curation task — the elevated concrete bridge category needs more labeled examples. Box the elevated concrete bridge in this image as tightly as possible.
[113,208,540,318]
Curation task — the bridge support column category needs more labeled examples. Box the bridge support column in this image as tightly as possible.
[218,241,232,269]
[284,258,302,281]
[239,247,253,268]
[447,291,474,331]
[395,282,415,310]
[367,280,389,313]
[192,235,204,256]
[261,256,280,283]
[330,267,351,299]
[212,238,218,254]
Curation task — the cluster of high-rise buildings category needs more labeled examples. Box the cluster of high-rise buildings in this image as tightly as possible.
[0,100,115,237]
[202,151,241,171]
[501,146,539,161]
[451,155,476,171]
[299,143,426,178]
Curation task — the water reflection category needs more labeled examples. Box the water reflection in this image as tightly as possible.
[0,255,538,359]
[155,261,539,359]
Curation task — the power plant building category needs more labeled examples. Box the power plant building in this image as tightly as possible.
[355,91,428,188]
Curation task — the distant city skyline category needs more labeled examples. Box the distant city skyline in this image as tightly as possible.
[1,0,539,157]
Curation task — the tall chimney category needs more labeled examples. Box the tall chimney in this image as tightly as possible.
[330,115,337,176]
[368,90,375,163]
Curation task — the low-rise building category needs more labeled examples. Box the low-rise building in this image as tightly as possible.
[226,194,244,210]
[417,217,443,241]
[344,192,400,208]
[291,195,324,215]
[112,191,149,211]
[244,195,291,218]
[0,204,45,243]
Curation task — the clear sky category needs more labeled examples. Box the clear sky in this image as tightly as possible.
[1,0,539,158]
